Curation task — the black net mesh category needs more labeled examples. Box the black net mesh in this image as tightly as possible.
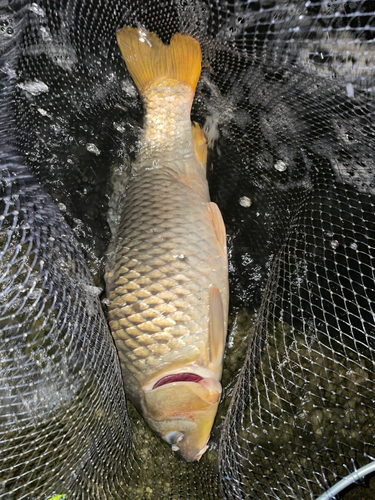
[1,0,374,498]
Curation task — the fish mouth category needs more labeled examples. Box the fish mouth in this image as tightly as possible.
[152,373,203,389]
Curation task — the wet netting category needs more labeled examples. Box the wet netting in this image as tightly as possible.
[1,0,374,498]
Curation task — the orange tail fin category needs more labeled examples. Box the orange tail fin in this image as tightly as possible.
[116,27,202,96]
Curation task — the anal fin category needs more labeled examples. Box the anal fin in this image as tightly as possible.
[208,285,225,367]
[208,202,227,255]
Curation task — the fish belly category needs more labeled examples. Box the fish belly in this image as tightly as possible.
[106,166,228,405]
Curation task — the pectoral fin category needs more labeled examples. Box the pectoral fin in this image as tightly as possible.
[208,285,225,367]
[208,202,226,256]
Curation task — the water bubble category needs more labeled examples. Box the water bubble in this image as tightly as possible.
[239,196,251,207]
[58,203,67,213]
[274,160,287,172]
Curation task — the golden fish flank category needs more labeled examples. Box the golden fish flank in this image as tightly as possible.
[106,26,229,462]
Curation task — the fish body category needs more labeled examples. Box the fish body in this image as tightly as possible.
[106,27,229,462]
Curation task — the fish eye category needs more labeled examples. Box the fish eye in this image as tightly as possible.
[166,431,184,445]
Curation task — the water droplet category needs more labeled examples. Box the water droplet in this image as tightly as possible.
[17,80,49,96]
[350,242,358,251]
[274,160,287,172]
[241,254,253,267]
[330,240,339,250]
[82,284,102,296]
[239,196,251,207]
[113,122,125,133]
[27,3,46,17]
[346,83,354,99]
[86,143,101,155]
[121,79,138,98]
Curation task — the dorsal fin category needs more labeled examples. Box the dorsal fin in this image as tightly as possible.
[192,122,207,168]
[208,202,227,256]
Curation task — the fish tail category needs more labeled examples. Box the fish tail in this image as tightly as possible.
[116,27,202,95]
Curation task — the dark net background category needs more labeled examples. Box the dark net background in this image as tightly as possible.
[1,0,374,498]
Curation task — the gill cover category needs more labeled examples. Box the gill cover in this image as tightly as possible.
[142,379,221,462]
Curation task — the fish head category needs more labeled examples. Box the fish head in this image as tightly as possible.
[142,376,221,462]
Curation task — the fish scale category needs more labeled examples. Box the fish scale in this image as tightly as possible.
[106,166,228,401]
